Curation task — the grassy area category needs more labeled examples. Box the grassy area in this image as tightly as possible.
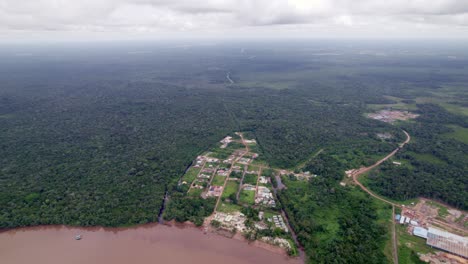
[262,209,280,220]
[247,164,259,172]
[205,162,219,168]
[261,168,274,177]
[243,173,258,185]
[217,202,243,213]
[207,150,231,160]
[286,238,299,256]
[239,190,255,205]
[367,95,418,111]
[188,188,204,197]
[372,196,394,263]
[407,152,446,165]
[396,224,434,264]
[210,141,245,155]
[439,102,468,117]
[181,167,201,184]
[250,158,269,166]
[443,125,468,144]
[398,246,427,264]
[222,181,240,199]
[211,174,226,186]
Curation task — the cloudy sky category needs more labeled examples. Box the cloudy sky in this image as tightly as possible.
[1,0,468,41]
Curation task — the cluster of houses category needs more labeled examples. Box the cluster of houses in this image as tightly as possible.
[213,212,247,232]
[194,155,220,168]
[268,215,288,232]
[223,155,236,164]
[256,186,276,207]
[279,170,316,181]
[231,165,243,173]
[206,186,223,197]
[395,214,419,226]
[194,167,216,188]
[194,156,205,168]
[216,168,229,177]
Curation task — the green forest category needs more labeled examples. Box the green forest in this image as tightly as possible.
[1,41,467,263]
[368,104,468,209]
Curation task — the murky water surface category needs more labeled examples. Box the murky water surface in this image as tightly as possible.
[0,224,299,264]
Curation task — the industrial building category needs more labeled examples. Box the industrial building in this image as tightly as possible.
[426,227,468,258]
[413,227,428,239]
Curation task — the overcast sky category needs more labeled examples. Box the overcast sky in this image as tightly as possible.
[1,0,468,42]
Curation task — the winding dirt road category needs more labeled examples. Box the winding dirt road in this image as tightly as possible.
[349,130,410,264]
[350,130,410,208]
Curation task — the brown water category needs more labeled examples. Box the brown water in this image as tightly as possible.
[0,224,300,264]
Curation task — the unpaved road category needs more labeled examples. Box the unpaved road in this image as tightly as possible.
[392,205,399,264]
[351,130,410,208]
[350,130,410,264]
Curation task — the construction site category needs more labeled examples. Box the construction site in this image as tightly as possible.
[396,198,468,263]
[368,109,419,123]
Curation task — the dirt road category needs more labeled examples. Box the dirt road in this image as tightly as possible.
[392,205,399,264]
[350,130,410,264]
[215,133,249,211]
[350,130,411,208]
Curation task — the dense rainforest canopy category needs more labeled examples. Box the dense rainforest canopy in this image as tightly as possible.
[1,41,467,262]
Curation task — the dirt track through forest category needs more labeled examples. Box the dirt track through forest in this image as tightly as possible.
[350,130,410,264]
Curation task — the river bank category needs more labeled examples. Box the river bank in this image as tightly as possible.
[0,223,300,264]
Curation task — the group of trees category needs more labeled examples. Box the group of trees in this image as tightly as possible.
[1,42,467,263]
[278,152,390,263]
[0,74,234,227]
[368,104,468,209]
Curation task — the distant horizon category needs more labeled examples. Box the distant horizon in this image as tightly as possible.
[2,36,468,46]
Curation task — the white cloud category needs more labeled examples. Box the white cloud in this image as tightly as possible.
[0,0,467,40]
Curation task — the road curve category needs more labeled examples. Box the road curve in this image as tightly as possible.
[349,130,410,264]
[350,130,410,208]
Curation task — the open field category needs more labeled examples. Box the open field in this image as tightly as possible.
[217,202,243,213]
[239,190,255,205]
[212,175,226,186]
[181,167,202,184]
[443,125,468,144]
[222,181,240,199]
[396,224,434,264]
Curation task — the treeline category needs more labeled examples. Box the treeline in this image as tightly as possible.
[0,80,234,228]
[222,87,401,169]
[163,191,216,226]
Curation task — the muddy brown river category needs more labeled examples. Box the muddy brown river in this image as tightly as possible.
[0,224,300,264]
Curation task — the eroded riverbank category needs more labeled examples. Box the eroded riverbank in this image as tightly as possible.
[0,223,300,264]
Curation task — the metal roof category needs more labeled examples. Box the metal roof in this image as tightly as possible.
[413,227,428,239]
[426,227,468,258]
